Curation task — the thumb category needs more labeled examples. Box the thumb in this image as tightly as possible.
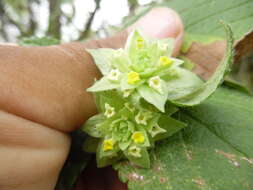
[82,7,184,56]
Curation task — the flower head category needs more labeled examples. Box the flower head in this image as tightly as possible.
[149,76,163,94]
[108,69,121,81]
[103,139,114,151]
[159,56,173,67]
[127,71,140,84]
[104,103,115,118]
[128,145,141,157]
[135,111,149,125]
[132,131,145,144]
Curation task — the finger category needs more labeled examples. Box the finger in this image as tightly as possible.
[0,111,70,190]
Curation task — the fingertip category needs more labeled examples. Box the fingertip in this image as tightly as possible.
[128,7,183,38]
[128,7,184,56]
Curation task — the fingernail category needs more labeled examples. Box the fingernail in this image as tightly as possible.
[127,7,183,39]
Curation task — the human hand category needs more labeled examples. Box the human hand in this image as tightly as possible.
[0,7,183,190]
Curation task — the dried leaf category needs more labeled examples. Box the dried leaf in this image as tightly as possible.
[183,40,226,80]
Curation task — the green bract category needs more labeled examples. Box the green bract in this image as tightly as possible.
[82,25,234,168]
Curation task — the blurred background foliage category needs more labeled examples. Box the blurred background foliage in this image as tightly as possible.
[0,0,158,42]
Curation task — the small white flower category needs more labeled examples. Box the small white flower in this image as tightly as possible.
[104,103,115,118]
[158,43,168,51]
[128,145,141,157]
[114,49,124,58]
[108,69,121,81]
[135,111,149,125]
[123,89,133,98]
[149,124,166,137]
[149,76,163,94]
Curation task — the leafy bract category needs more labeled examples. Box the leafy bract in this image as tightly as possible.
[86,48,115,75]
[171,22,234,106]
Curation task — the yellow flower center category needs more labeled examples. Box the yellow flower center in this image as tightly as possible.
[136,37,144,49]
[132,132,145,144]
[127,71,140,85]
[159,56,173,66]
[103,139,114,151]
[153,78,160,86]
[139,115,144,121]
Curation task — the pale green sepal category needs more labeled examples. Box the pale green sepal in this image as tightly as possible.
[138,83,168,112]
[86,48,115,75]
[166,67,204,100]
[87,77,119,92]
[96,91,125,112]
[111,49,131,73]
[119,141,132,151]
[125,30,145,60]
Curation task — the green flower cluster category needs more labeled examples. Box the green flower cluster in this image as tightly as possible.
[86,31,191,112]
[82,26,233,168]
[83,89,185,168]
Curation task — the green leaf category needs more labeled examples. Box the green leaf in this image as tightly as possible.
[19,36,60,46]
[86,48,115,75]
[87,77,119,92]
[165,0,253,40]
[224,78,252,95]
[114,87,253,189]
[172,22,234,106]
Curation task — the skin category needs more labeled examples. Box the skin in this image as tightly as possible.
[0,7,184,190]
